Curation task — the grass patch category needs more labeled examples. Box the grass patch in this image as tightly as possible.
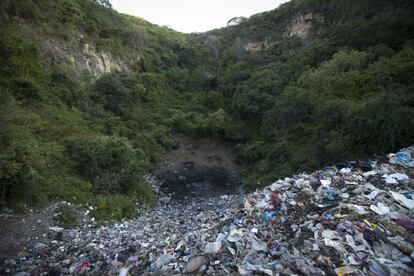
[91,194,137,222]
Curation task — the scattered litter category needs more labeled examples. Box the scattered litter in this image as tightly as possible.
[262,210,277,224]
[251,239,268,252]
[184,256,206,273]
[389,146,414,168]
[365,190,379,200]
[395,218,414,230]
[1,147,413,275]
[48,226,64,232]
[227,229,244,242]
[320,179,331,187]
[340,168,352,174]
[370,202,390,215]
[383,175,399,184]
[389,173,409,181]
[391,191,414,209]
[204,241,222,254]
[335,266,358,275]
[363,170,377,178]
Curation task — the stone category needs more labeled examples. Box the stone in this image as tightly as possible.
[171,142,179,150]
[204,241,222,254]
[54,231,63,241]
[185,256,206,273]
[32,243,47,255]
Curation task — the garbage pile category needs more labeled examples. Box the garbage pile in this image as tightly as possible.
[1,148,414,275]
[389,146,414,168]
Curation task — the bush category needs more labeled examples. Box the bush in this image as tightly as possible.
[346,92,414,154]
[0,91,46,206]
[53,203,78,228]
[4,0,41,21]
[91,194,136,221]
[201,108,230,137]
[235,141,267,163]
[65,135,150,196]
[198,91,225,109]
[9,78,42,101]
[91,74,138,116]
[48,176,92,203]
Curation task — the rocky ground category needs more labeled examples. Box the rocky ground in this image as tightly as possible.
[0,147,414,275]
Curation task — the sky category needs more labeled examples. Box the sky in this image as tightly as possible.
[110,0,289,33]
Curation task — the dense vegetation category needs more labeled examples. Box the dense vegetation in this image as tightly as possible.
[0,0,413,218]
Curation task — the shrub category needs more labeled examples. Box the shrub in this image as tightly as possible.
[201,108,230,137]
[91,194,136,221]
[65,135,150,196]
[53,203,78,228]
[9,78,42,101]
[0,91,46,206]
[91,74,138,116]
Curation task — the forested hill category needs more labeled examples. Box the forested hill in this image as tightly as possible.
[1,0,414,214]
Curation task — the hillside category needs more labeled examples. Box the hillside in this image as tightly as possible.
[0,0,191,210]
[0,0,414,274]
[187,0,414,189]
[0,0,414,219]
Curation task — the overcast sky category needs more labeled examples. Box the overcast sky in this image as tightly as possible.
[110,0,289,33]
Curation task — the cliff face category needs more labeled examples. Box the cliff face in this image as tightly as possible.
[244,38,272,52]
[19,23,137,79]
[4,1,327,78]
[243,11,324,52]
[287,12,324,39]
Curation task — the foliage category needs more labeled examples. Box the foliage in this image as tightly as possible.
[1,0,414,217]
[53,203,79,228]
[65,135,149,195]
[91,194,137,221]
[91,74,139,116]
[0,90,45,206]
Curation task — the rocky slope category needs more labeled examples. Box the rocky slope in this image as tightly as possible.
[1,147,413,275]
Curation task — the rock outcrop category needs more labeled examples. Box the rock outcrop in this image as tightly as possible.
[287,12,324,39]
[20,24,138,79]
[244,37,272,52]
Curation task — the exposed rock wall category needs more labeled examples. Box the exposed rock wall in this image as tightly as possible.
[69,42,132,77]
[20,24,137,79]
[243,11,324,53]
[244,37,272,52]
[287,12,324,39]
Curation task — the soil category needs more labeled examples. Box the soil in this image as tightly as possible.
[156,135,241,199]
[158,134,239,173]
[0,206,54,259]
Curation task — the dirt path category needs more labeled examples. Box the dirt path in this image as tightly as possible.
[0,206,54,259]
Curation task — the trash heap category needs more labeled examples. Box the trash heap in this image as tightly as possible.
[1,147,414,275]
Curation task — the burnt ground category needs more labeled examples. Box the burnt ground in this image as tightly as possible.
[156,135,242,200]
